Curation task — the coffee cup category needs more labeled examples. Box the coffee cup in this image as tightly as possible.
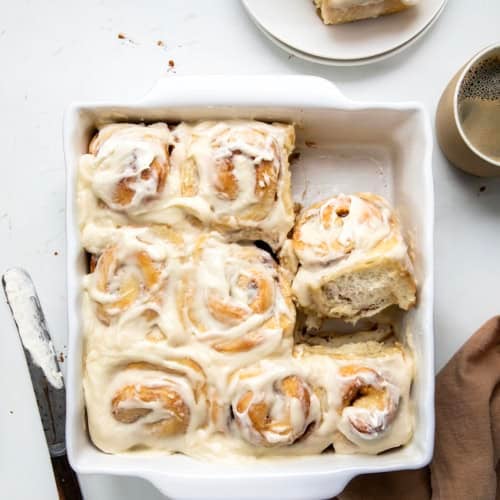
[436,44,500,177]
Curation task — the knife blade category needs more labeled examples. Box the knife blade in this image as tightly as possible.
[2,268,82,500]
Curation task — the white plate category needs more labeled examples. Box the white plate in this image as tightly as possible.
[249,1,446,66]
[242,0,447,61]
[64,75,434,500]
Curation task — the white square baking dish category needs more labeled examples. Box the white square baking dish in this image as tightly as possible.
[64,75,434,500]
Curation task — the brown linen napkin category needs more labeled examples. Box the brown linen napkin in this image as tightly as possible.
[339,316,500,500]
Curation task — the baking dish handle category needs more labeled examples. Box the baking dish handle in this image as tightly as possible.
[144,470,355,500]
[139,75,352,108]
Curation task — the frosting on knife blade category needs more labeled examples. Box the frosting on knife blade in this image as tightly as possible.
[3,268,64,389]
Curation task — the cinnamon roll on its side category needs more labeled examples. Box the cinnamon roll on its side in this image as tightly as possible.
[313,0,418,25]
[290,193,417,323]
[83,123,170,213]
[175,121,295,249]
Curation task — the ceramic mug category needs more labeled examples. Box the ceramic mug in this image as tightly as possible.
[436,44,500,177]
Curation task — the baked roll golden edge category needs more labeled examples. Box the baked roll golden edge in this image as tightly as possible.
[314,0,418,25]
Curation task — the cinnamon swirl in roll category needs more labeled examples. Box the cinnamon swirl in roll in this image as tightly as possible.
[313,0,418,25]
[84,230,171,325]
[227,360,323,449]
[176,236,295,361]
[290,193,417,323]
[80,226,190,350]
[173,120,295,249]
[294,337,414,454]
[84,351,208,453]
[82,123,170,213]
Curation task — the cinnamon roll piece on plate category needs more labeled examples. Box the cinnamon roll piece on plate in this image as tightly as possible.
[314,0,418,25]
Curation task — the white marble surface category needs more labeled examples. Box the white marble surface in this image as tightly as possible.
[1,1,499,499]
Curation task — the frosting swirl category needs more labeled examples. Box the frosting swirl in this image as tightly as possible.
[177,236,295,358]
[292,193,395,266]
[84,123,170,213]
[337,365,400,439]
[228,361,321,447]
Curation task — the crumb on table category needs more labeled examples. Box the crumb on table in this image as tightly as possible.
[117,32,137,45]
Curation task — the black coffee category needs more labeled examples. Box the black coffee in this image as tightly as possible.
[458,55,500,162]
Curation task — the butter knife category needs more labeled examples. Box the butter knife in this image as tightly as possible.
[2,268,82,500]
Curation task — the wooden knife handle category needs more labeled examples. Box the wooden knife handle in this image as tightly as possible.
[51,454,83,500]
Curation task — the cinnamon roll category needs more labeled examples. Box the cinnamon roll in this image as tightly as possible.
[337,365,400,438]
[80,226,191,350]
[176,236,295,360]
[83,123,170,213]
[84,352,208,453]
[294,337,414,454]
[290,193,416,323]
[173,121,295,249]
[227,360,322,448]
[313,0,418,25]
[85,247,162,325]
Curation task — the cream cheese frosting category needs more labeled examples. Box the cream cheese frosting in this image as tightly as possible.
[78,121,415,460]
[316,0,418,10]
[85,123,170,212]
[81,231,414,459]
[78,120,295,252]
[83,316,413,458]
[294,341,414,455]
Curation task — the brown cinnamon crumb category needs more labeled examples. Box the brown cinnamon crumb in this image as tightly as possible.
[53,251,59,256]
[117,33,126,39]
[157,40,165,47]
[289,151,301,163]
[336,208,349,217]
[305,140,317,148]
[59,352,65,363]
[168,59,175,68]
[89,254,98,273]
